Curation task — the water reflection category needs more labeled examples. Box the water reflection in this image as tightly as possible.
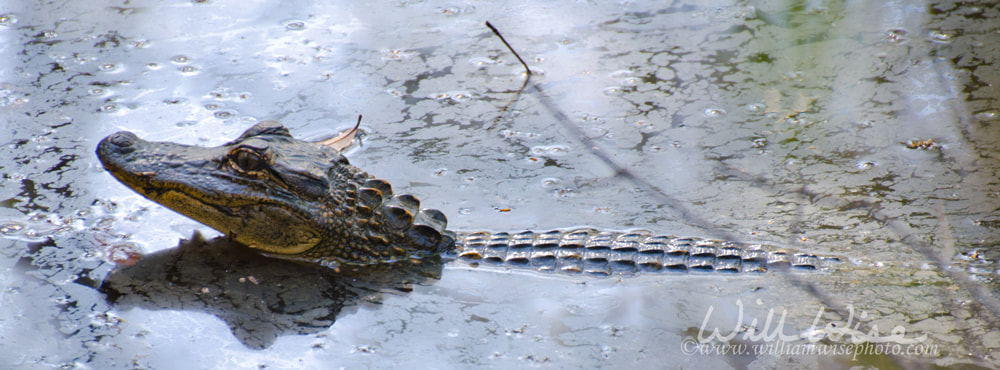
[98,234,443,349]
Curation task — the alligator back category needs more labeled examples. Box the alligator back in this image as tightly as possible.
[454,229,840,275]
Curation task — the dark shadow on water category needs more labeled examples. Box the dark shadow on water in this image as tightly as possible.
[97,234,443,349]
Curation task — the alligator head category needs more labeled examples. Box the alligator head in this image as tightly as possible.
[96,121,453,268]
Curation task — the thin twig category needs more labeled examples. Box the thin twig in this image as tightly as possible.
[485,21,532,76]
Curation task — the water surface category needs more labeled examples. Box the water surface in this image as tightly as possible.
[1,0,998,368]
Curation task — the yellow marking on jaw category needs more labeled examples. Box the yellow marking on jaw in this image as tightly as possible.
[241,236,319,255]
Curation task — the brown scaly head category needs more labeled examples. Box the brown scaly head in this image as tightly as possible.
[96,121,454,268]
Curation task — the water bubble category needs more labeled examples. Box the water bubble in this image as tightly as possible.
[856,161,876,170]
[974,111,997,121]
[171,55,190,64]
[785,71,803,80]
[469,57,495,68]
[0,90,26,107]
[602,86,623,96]
[75,54,95,64]
[213,110,234,119]
[284,19,306,31]
[99,63,119,72]
[131,39,150,48]
[745,103,766,113]
[146,62,161,70]
[99,103,118,113]
[204,103,220,110]
[178,66,198,74]
[887,29,907,43]
[458,208,472,215]
[0,222,24,235]
[0,13,18,27]
[207,88,236,100]
[451,92,471,102]
[530,145,569,156]
[382,49,412,61]
[704,108,727,117]
[928,30,952,44]
[88,88,105,96]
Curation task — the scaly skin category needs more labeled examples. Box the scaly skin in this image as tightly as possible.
[97,121,838,275]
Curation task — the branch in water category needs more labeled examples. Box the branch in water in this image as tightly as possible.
[486,21,532,76]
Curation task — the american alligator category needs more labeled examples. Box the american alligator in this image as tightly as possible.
[96,121,839,275]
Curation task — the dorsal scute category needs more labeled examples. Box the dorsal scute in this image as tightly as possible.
[362,179,393,198]
[384,194,420,230]
[407,208,449,251]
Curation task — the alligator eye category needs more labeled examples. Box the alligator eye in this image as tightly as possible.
[232,149,266,172]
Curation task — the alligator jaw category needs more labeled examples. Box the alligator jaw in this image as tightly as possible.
[96,129,321,254]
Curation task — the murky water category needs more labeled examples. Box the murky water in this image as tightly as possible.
[1,0,998,368]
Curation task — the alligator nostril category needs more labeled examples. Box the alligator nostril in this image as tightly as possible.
[109,132,137,147]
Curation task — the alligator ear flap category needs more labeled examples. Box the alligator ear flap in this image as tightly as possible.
[238,120,292,140]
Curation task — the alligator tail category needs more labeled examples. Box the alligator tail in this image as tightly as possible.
[452,230,842,276]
